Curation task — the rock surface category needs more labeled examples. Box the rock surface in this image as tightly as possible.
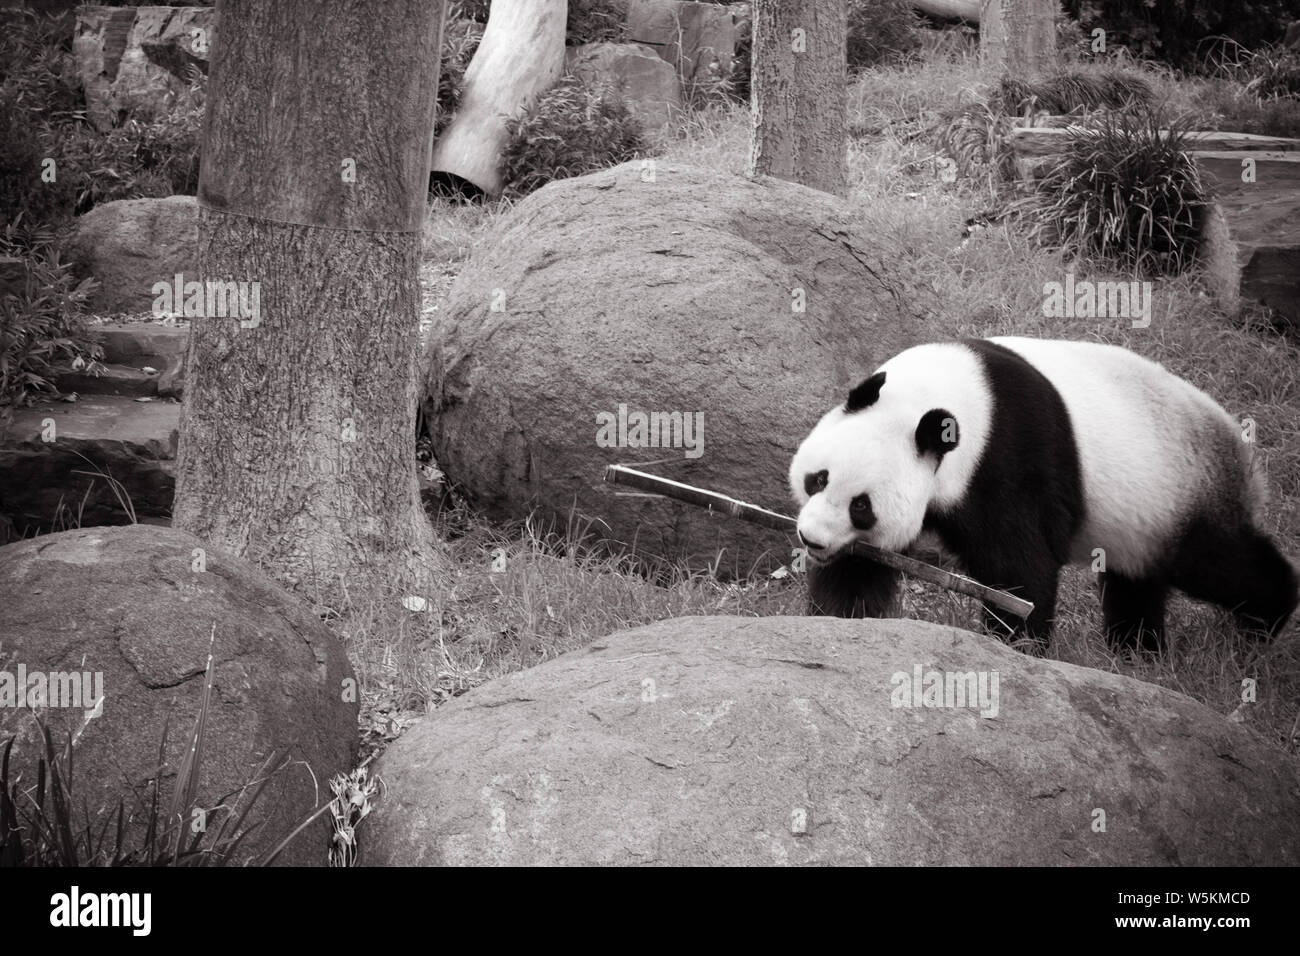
[1197,151,1300,328]
[626,0,749,88]
[422,161,925,574]
[73,5,214,131]
[565,41,683,136]
[67,196,198,315]
[0,394,178,534]
[0,526,357,866]
[362,615,1300,866]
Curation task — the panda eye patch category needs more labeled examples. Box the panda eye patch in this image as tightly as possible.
[850,493,875,531]
[804,470,828,496]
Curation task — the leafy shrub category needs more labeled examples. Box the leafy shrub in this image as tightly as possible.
[1014,108,1207,275]
[992,70,1155,116]
[567,0,628,45]
[0,223,101,414]
[1,8,204,226]
[0,93,77,226]
[0,8,82,123]
[500,76,648,197]
[847,0,923,70]
[436,17,484,137]
[934,69,1156,186]
[1063,0,1295,70]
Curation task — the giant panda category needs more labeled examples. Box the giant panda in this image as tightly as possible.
[788,336,1298,652]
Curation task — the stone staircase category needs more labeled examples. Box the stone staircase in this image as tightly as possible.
[0,322,186,541]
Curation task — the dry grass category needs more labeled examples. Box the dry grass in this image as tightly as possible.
[376,49,1300,759]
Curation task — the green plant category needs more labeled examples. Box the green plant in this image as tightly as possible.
[847,0,923,70]
[0,628,334,867]
[1015,107,1207,275]
[992,70,1155,117]
[1065,0,1296,69]
[500,75,648,197]
[567,0,627,45]
[0,223,100,414]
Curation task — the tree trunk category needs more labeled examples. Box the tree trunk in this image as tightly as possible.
[428,0,567,197]
[174,0,446,601]
[979,0,1055,77]
[747,0,847,198]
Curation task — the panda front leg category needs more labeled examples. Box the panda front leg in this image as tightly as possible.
[1098,571,1168,654]
[967,552,1062,652]
[806,553,901,618]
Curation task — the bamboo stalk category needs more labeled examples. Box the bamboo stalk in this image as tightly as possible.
[603,464,1034,620]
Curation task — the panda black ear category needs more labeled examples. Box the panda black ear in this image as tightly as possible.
[846,371,886,412]
[916,409,959,460]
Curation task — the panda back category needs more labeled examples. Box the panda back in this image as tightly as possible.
[989,336,1253,573]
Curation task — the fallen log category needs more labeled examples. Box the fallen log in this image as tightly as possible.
[428,0,566,197]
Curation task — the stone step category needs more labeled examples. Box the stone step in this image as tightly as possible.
[0,394,179,535]
[93,321,189,398]
[56,361,160,397]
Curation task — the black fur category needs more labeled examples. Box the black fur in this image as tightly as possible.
[920,340,1084,648]
[809,339,1299,653]
[916,408,959,460]
[807,552,900,618]
[810,339,1084,650]
[846,371,886,412]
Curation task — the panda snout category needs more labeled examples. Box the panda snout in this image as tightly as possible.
[798,530,828,555]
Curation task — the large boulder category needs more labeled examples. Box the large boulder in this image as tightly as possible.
[0,526,358,866]
[67,196,198,315]
[362,615,1300,866]
[74,5,215,131]
[423,161,926,574]
[565,42,683,136]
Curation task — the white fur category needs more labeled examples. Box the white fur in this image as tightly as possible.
[990,336,1249,572]
[789,343,993,556]
[791,337,1252,574]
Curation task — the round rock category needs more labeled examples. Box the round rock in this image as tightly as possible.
[423,161,928,573]
[0,525,358,866]
[363,615,1300,866]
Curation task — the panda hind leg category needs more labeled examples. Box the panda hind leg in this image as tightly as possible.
[1098,571,1168,654]
[1170,521,1299,638]
[806,554,901,618]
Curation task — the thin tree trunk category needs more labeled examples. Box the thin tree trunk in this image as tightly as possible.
[174,0,445,600]
[980,0,1056,77]
[747,0,848,198]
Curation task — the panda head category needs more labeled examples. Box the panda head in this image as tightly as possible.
[789,370,960,562]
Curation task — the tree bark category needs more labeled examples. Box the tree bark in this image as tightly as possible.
[175,0,446,601]
[979,0,1056,77]
[747,0,847,198]
[428,0,567,197]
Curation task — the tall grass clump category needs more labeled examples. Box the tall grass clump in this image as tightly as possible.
[847,0,924,69]
[500,76,648,197]
[0,222,100,418]
[0,635,332,867]
[1016,107,1207,275]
